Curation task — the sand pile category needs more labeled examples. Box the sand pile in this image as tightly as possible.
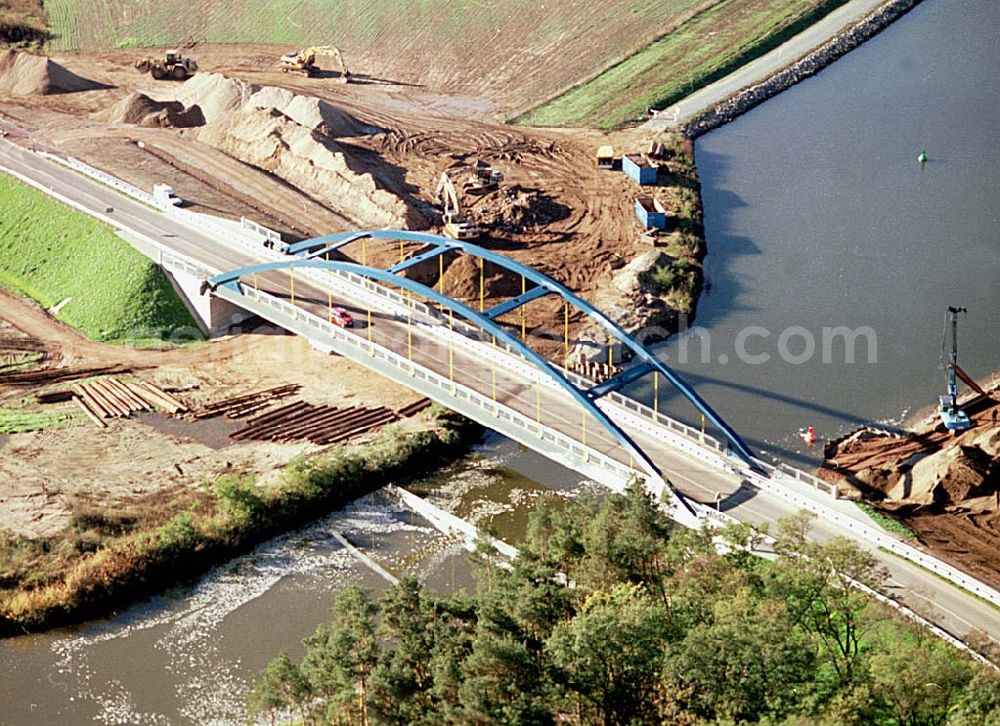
[197,106,414,229]
[98,92,205,128]
[837,424,1000,508]
[889,427,1000,506]
[247,85,366,137]
[169,72,258,123]
[0,49,105,97]
[167,73,366,136]
[441,254,522,302]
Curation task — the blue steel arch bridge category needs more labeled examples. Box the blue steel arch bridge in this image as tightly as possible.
[207,229,763,528]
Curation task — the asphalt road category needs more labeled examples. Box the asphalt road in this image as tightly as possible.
[3,138,999,643]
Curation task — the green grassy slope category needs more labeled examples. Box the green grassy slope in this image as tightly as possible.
[517,0,848,128]
[0,173,199,342]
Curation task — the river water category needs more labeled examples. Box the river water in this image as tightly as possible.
[0,439,592,724]
[635,0,1000,467]
[3,0,999,722]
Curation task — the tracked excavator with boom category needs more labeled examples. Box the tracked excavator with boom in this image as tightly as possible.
[279,46,351,82]
[435,172,479,240]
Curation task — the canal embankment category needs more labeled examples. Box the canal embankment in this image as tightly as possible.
[0,407,479,636]
[680,0,924,138]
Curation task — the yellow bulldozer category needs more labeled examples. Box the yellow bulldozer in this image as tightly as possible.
[435,171,479,240]
[134,50,198,81]
[279,45,351,82]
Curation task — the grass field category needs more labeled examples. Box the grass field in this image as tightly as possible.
[517,0,848,128]
[38,0,845,123]
[0,173,198,343]
[0,408,72,434]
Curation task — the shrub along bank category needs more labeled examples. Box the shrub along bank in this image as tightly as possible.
[0,407,478,635]
[248,487,1000,725]
[0,173,198,344]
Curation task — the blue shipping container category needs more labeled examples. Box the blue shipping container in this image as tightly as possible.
[623,154,658,185]
[635,196,667,229]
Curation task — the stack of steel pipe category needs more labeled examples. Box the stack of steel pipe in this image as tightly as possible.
[191,384,301,420]
[396,397,433,418]
[231,402,400,444]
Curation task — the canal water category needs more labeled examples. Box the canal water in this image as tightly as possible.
[635,0,1000,467]
[3,0,999,722]
[0,438,593,725]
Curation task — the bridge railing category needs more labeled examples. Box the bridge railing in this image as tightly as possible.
[219,283,656,492]
[37,152,158,207]
[147,204,841,502]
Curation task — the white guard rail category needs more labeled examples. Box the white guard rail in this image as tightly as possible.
[23,152,1000,610]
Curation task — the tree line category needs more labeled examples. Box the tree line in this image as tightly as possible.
[248,480,1000,725]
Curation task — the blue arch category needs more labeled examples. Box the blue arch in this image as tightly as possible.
[284,229,757,467]
[208,258,698,519]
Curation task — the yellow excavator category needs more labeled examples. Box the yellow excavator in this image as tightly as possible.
[134,50,198,81]
[435,172,479,240]
[279,45,351,82]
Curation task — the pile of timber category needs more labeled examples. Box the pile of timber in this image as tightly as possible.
[190,384,301,420]
[397,397,433,418]
[71,379,188,428]
[230,396,436,445]
[0,332,46,351]
[232,402,399,445]
[1,364,136,387]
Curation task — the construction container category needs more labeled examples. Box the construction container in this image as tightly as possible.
[623,153,658,185]
[635,195,669,229]
[596,145,615,169]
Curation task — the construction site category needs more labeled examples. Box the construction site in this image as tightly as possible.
[0,285,438,540]
[0,43,699,542]
[1,3,999,644]
[821,386,1000,591]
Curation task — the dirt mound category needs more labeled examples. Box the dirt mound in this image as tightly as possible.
[247,86,366,137]
[468,185,571,233]
[167,73,366,136]
[0,49,105,96]
[829,417,1000,508]
[197,106,416,229]
[170,72,258,123]
[99,92,205,128]
[441,254,522,303]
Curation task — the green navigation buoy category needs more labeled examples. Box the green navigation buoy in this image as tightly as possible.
[918,149,928,163]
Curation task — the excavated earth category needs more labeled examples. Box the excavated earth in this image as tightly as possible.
[0,47,684,344]
[0,48,106,96]
[0,47,690,540]
[821,389,1000,590]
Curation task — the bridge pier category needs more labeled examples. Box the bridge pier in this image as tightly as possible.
[164,267,255,337]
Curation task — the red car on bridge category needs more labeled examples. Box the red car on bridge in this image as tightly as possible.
[329,306,354,328]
